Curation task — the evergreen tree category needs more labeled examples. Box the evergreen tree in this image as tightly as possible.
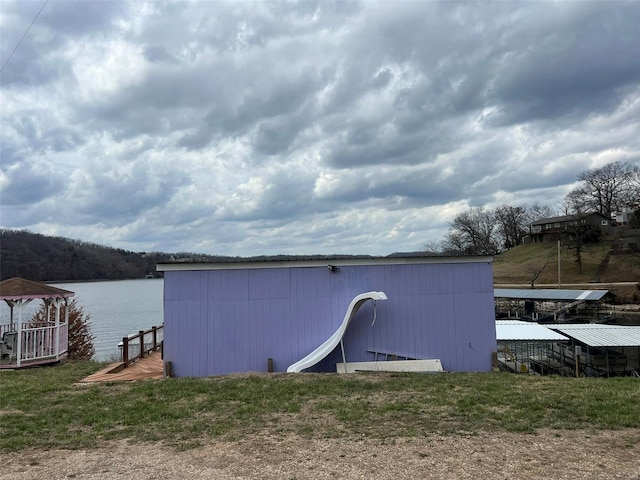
[31,299,95,360]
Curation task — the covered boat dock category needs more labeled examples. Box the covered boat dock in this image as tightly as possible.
[496,320,569,375]
[495,288,613,323]
[549,324,640,377]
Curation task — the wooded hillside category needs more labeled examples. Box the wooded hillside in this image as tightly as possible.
[0,230,177,282]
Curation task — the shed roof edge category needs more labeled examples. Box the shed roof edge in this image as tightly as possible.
[157,255,494,272]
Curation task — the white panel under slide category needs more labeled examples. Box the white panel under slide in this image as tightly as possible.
[286,291,388,373]
[336,359,444,373]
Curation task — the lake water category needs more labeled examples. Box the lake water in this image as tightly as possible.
[0,279,164,361]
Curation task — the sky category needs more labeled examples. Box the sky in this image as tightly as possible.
[1,1,639,256]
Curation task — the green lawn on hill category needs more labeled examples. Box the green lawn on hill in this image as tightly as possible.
[1,361,639,451]
[493,230,640,302]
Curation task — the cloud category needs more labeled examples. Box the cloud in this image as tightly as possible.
[1,0,639,256]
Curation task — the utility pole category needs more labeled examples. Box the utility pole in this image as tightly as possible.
[557,239,561,287]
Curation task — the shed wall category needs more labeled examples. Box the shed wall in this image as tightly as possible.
[163,261,495,377]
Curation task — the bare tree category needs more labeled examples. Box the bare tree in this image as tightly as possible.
[574,161,638,217]
[442,207,499,255]
[422,239,443,255]
[527,260,549,288]
[562,217,601,274]
[529,203,555,221]
[623,166,640,209]
[494,205,529,249]
[563,188,589,215]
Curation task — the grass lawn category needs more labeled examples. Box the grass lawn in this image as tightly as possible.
[1,361,639,452]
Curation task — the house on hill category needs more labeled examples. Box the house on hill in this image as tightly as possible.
[156,255,496,378]
[527,212,612,244]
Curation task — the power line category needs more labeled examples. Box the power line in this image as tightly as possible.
[1,0,49,74]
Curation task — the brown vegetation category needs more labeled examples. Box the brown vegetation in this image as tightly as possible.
[493,229,640,303]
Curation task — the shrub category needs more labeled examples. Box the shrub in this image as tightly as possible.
[31,298,95,360]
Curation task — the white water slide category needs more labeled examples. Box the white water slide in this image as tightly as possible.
[286,291,388,373]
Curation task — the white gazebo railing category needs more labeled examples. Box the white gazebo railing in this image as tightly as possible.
[0,321,69,368]
[0,277,75,369]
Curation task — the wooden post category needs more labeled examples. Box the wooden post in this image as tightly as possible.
[152,326,158,350]
[139,330,145,359]
[491,351,498,371]
[267,357,274,373]
[122,336,129,366]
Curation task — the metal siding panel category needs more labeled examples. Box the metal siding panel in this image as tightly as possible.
[177,301,191,376]
[426,293,443,358]
[247,300,261,371]
[343,302,374,362]
[290,297,332,361]
[443,265,455,294]
[410,264,425,296]
[166,261,496,376]
[238,300,251,372]
[216,301,232,374]
[479,293,498,369]
[207,271,222,301]
[396,295,416,357]
[425,265,441,295]
[262,298,283,370]
[443,294,459,371]
[163,299,178,368]
[196,300,206,377]
[164,273,176,301]
[476,262,494,293]
[220,270,248,300]
[454,292,472,370]
[385,265,403,297]
[411,294,426,358]
[206,301,217,375]
[452,264,466,294]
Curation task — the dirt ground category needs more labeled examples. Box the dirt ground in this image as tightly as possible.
[2,429,639,480]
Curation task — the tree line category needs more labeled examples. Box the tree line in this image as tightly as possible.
[0,230,187,282]
[0,230,311,282]
[431,161,640,256]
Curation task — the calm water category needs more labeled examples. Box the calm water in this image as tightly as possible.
[0,279,163,361]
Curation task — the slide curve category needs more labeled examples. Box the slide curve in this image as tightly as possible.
[287,291,388,373]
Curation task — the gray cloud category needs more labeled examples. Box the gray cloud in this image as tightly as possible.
[1,0,639,256]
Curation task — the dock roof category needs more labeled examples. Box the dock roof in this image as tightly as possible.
[551,324,640,348]
[494,288,610,302]
[496,320,569,342]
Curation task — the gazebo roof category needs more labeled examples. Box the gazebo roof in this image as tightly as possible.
[0,277,75,301]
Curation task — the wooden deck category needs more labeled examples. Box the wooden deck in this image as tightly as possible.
[79,350,164,383]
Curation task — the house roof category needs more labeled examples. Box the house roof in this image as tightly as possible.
[494,288,610,302]
[0,277,75,301]
[157,254,494,272]
[550,324,640,348]
[496,320,569,341]
[531,212,608,226]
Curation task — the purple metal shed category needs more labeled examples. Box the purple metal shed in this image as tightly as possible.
[157,255,496,377]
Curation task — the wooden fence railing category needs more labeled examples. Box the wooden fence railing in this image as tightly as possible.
[121,325,163,367]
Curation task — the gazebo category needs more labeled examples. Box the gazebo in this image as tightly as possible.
[0,277,74,369]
